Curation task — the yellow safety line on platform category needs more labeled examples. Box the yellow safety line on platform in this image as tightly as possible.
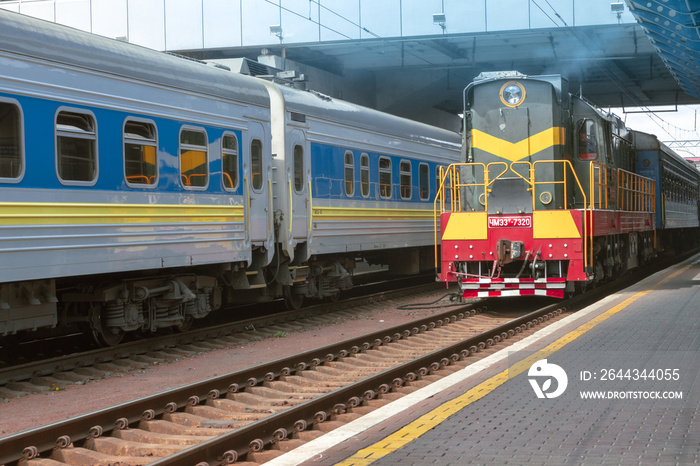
[336,265,689,466]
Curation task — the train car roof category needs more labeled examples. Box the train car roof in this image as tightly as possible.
[273,83,462,150]
[632,130,699,174]
[0,9,270,107]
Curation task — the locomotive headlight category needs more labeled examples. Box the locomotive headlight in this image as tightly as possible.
[500,81,525,107]
[540,191,553,205]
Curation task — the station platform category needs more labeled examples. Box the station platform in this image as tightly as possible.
[267,254,700,465]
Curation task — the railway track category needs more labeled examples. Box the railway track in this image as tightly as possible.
[1,254,689,465]
[2,297,567,465]
[0,276,439,399]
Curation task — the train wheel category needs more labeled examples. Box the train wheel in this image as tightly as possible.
[175,315,194,332]
[283,286,304,310]
[88,304,124,347]
[95,327,125,347]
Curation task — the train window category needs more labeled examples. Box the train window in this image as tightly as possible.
[251,139,263,190]
[344,151,354,197]
[56,110,97,184]
[124,120,157,187]
[0,101,23,181]
[379,156,392,199]
[419,163,429,200]
[294,144,304,192]
[360,153,370,198]
[400,160,411,200]
[577,119,598,160]
[222,133,238,190]
[179,128,208,188]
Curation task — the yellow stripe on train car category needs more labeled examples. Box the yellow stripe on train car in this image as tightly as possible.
[533,211,580,238]
[441,212,488,240]
[472,126,566,162]
[311,207,433,220]
[0,202,245,225]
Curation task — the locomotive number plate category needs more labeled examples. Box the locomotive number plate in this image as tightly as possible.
[487,216,532,228]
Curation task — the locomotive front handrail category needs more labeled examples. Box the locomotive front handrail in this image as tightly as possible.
[434,162,488,267]
[434,160,591,270]
[509,161,534,189]
[530,159,589,270]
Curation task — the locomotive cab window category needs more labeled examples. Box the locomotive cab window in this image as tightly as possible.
[180,128,208,188]
[251,139,263,191]
[577,119,598,160]
[419,163,429,200]
[400,160,411,200]
[344,151,354,197]
[222,133,238,190]
[294,144,304,192]
[124,120,157,186]
[0,101,23,181]
[379,156,392,199]
[360,153,369,198]
[56,110,97,184]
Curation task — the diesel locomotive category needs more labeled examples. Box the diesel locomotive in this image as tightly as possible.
[436,71,699,298]
[0,10,461,345]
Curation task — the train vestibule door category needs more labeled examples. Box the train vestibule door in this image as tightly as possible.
[286,129,310,263]
[243,121,274,266]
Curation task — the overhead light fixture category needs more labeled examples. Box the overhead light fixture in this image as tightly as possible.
[433,13,446,33]
[269,25,283,41]
[611,2,624,23]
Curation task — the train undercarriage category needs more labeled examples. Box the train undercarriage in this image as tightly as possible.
[1,244,433,346]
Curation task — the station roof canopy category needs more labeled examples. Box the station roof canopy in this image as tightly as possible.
[625,0,700,101]
[2,0,698,120]
[192,22,699,116]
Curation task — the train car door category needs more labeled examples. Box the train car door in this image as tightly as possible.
[243,121,274,265]
[287,129,310,260]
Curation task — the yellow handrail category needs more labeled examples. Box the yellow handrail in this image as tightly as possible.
[308,178,313,234]
[289,177,293,235]
[589,162,608,210]
[434,158,659,278]
[531,160,589,269]
[616,168,655,213]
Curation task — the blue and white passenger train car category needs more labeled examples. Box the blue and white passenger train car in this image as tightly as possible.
[266,83,460,306]
[633,130,700,250]
[0,9,461,344]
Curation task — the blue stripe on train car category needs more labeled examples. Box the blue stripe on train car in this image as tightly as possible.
[5,92,245,196]
[309,142,441,204]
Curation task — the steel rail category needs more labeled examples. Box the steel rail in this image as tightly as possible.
[150,300,568,465]
[0,291,471,465]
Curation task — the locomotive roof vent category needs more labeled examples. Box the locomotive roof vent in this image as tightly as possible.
[475,71,526,81]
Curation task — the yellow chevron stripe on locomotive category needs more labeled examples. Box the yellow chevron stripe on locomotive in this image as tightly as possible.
[0,202,244,225]
[471,126,566,162]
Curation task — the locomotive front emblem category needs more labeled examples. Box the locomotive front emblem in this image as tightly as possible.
[499,81,526,107]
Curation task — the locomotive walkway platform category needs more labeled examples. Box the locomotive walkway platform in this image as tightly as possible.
[267,253,700,465]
